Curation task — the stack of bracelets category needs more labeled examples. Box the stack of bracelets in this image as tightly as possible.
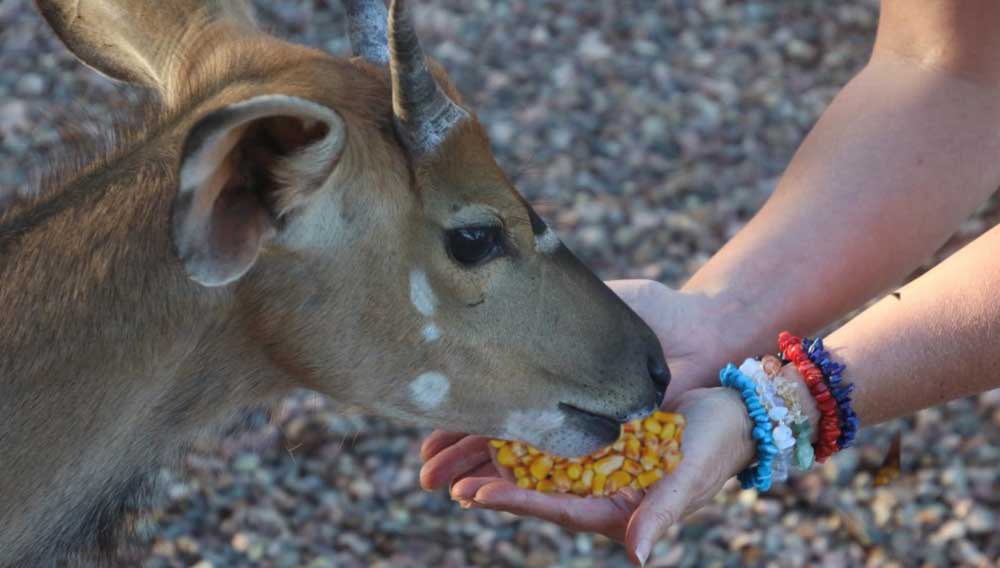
[719,331,859,492]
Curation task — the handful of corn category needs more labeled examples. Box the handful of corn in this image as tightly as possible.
[490,410,685,496]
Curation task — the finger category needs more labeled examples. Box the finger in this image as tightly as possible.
[450,475,500,501]
[625,476,693,567]
[419,435,491,491]
[419,430,467,461]
[451,462,498,489]
[472,480,643,539]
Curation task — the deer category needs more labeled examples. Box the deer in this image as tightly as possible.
[0,0,672,564]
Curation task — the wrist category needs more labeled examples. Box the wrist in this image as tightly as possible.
[711,386,759,472]
[681,288,773,369]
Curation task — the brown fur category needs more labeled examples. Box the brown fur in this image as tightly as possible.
[1,1,668,564]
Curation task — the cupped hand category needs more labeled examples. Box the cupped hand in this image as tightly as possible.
[421,387,754,565]
[418,280,754,565]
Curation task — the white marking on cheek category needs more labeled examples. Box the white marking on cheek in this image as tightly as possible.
[422,323,441,342]
[502,409,565,441]
[534,228,562,255]
[410,372,450,410]
[409,269,437,316]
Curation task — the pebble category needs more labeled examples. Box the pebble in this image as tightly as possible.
[963,506,996,535]
[14,72,45,96]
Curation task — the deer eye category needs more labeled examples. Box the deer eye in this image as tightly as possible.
[446,225,504,266]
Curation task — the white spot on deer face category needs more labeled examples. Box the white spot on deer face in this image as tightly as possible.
[422,322,441,342]
[534,228,561,255]
[410,269,437,316]
[502,409,565,441]
[410,371,450,410]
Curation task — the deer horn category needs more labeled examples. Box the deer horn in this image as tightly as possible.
[343,0,390,64]
[388,0,468,156]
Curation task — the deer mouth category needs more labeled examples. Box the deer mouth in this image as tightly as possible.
[557,402,624,446]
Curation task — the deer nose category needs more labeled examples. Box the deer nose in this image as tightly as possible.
[648,355,671,406]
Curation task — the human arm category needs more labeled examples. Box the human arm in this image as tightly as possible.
[462,220,1000,565]
[420,0,1000,563]
[678,0,1000,395]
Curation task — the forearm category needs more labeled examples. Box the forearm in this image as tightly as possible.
[820,223,1000,425]
[682,55,1000,384]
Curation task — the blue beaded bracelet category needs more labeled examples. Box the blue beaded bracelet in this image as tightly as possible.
[719,363,778,491]
[803,337,859,448]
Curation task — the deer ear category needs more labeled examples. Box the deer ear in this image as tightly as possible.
[172,95,347,287]
[36,0,256,91]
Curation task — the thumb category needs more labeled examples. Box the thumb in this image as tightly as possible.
[624,474,693,566]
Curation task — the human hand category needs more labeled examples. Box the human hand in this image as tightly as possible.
[419,280,752,564]
[427,387,754,565]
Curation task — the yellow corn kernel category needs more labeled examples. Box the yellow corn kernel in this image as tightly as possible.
[660,423,676,442]
[625,437,642,460]
[607,471,633,493]
[637,469,664,489]
[497,445,518,467]
[655,411,685,425]
[529,456,554,481]
[593,455,625,476]
[566,463,583,481]
[490,411,685,496]
[664,451,683,473]
[643,417,662,435]
[623,459,644,476]
[640,448,659,470]
[536,479,556,493]
[593,473,608,496]
[552,470,572,492]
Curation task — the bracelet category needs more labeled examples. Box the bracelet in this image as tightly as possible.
[773,375,816,470]
[719,363,778,491]
[804,337,859,449]
[738,358,795,482]
[778,332,841,463]
[766,354,816,470]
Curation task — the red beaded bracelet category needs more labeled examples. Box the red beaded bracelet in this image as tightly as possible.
[778,332,841,462]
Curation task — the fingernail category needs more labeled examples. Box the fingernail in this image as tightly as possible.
[457,499,474,509]
[634,541,650,567]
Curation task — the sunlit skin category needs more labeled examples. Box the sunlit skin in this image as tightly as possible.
[420,1,1000,564]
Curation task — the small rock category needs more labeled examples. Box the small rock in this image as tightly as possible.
[785,38,817,62]
[963,505,996,535]
[929,520,965,544]
[232,453,260,472]
[577,31,612,60]
[15,73,45,96]
[348,478,375,500]
[337,532,372,556]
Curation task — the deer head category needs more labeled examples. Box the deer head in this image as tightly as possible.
[36,0,671,457]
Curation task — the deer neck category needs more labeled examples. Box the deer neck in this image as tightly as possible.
[0,130,292,561]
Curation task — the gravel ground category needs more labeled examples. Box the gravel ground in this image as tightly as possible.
[2,0,998,566]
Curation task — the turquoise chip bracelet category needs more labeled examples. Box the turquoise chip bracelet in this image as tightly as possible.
[720,363,778,491]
